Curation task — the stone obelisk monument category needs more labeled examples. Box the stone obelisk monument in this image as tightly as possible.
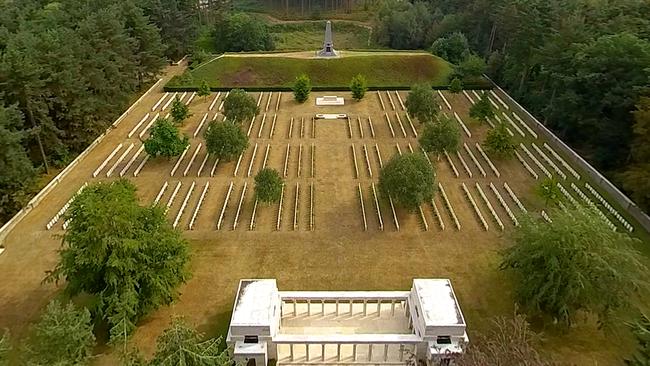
[317,21,338,57]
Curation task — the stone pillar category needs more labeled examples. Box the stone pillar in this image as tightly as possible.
[336,299,339,315]
[289,344,294,361]
[349,300,354,316]
[353,344,357,361]
[322,300,325,316]
[308,300,311,316]
[363,300,367,316]
[391,300,396,316]
[321,344,325,361]
[306,344,310,361]
[337,344,341,361]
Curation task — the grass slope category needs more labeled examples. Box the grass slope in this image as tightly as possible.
[167,53,453,90]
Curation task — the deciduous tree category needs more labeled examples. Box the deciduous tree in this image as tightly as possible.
[431,32,469,64]
[293,74,312,103]
[405,84,439,123]
[457,54,486,80]
[535,178,562,207]
[620,97,650,212]
[449,77,463,93]
[419,116,461,155]
[255,168,283,204]
[213,12,274,53]
[144,118,190,158]
[350,74,367,101]
[45,180,191,341]
[500,207,648,327]
[379,153,436,211]
[204,121,249,161]
[223,89,258,124]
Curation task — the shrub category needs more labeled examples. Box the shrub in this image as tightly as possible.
[350,74,368,101]
[378,153,436,211]
[449,77,463,93]
[469,92,494,123]
[204,121,249,161]
[170,96,191,124]
[457,54,486,80]
[197,79,211,99]
[255,168,283,204]
[293,74,312,103]
[430,32,469,65]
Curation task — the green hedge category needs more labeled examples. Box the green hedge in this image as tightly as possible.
[163,82,493,93]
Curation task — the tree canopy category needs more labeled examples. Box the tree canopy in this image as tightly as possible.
[255,168,284,204]
[500,206,648,326]
[449,77,463,93]
[223,89,259,124]
[627,313,650,366]
[405,84,439,123]
[143,118,190,159]
[170,96,191,124]
[293,74,312,103]
[204,121,249,161]
[149,318,232,366]
[620,97,650,213]
[213,12,274,53]
[419,115,461,155]
[378,153,436,211]
[535,178,562,207]
[0,103,37,223]
[46,180,191,341]
[24,300,95,365]
[197,80,211,99]
[431,32,470,64]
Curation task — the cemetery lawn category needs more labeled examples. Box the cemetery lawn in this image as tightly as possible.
[269,21,378,50]
[166,52,453,89]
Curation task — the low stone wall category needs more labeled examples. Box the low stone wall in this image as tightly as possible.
[0,78,163,248]
[489,79,650,233]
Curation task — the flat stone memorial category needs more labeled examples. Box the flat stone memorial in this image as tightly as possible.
[316,96,344,106]
[315,113,347,119]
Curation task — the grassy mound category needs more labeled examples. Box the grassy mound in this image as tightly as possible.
[166,52,454,90]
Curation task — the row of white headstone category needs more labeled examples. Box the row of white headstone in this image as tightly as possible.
[46,182,88,230]
[584,183,633,232]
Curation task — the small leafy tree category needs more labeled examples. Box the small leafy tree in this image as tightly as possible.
[197,79,211,100]
[24,300,95,365]
[293,74,311,103]
[223,89,258,124]
[405,84,439,123]
[430,32,470,65]
[149,317,232,366]
[449,77,463,93]
[536,178,562,207]
[378,153,436,211]
[627,313,650,366]
[204,121,249,161]
[469,92,495,123]
[255,168,283,204]
[419,116,461,155]
[46,180,191,341]
[500,207,648,327]
[456,312,556,366]
[457,54,486,80]
[144,117,190,159]
[170,96,191,124]
[483,123,515,158]
[350,74,367,101]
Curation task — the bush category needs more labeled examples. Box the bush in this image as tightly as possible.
[350,74,368,101]
[535,178,562,206]
[419,115,461,155]
[449,77,462,93]
[197,79,211,99]
[204,121,249,161]
[456,54,486,80]
[223,89,259,124]
[170,96,191,124]
[405,83,439,123]
[24,300,95,365]
[255,168,283,204]
[378,153,436,211]
[483,123,515,158]
[500,206,648,327]
[293,74,312,103]
[469,92,494,123]
[144,117,190,159]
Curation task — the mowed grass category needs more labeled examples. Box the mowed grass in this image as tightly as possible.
[167,53,453,89]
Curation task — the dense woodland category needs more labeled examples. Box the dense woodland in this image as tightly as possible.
[0,0,214,223]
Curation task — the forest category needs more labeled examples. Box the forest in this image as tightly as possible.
[0,0,214,223]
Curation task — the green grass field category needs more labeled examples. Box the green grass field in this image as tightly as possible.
[269,21,378,50]
[166,53,453,90]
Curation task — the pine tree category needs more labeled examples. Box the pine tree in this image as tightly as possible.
[350,74,367,101]
[449,78,463,93]
[197,80,211,100]
[293,74,312,103]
